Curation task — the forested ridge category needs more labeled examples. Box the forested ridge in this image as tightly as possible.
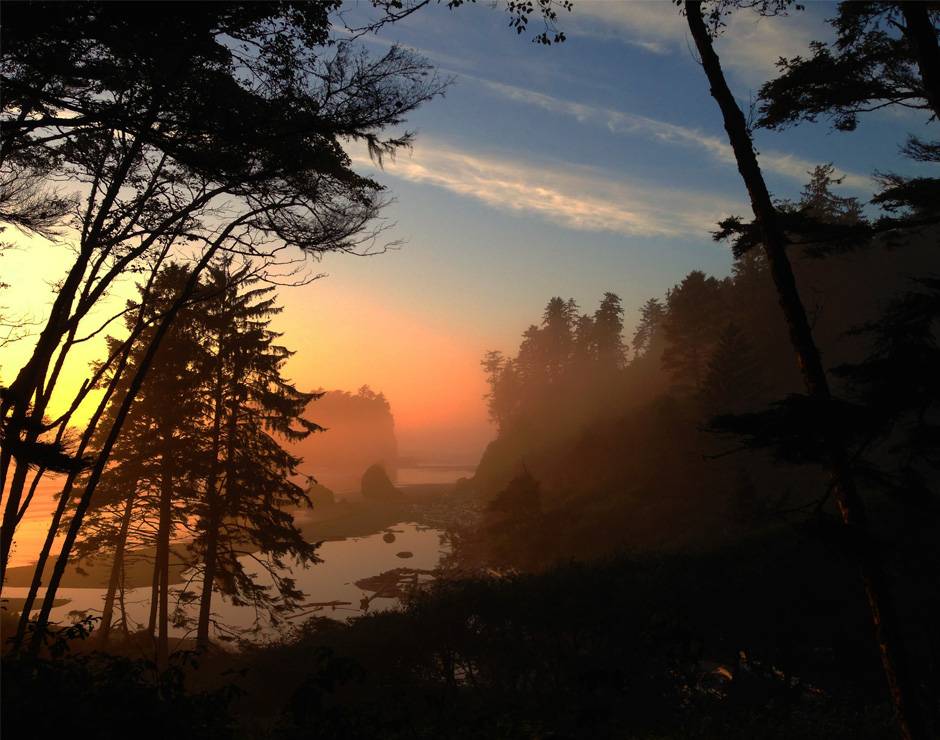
[1,2,939,739]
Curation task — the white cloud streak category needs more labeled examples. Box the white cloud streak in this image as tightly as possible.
[565,1,824,83]
[350,138,743,239]
[481,79,873,192]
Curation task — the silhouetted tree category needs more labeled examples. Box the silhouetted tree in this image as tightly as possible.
[80,265,209,664]
[0,1,443,582]
[698,323,765,416]
[632,298,666,359]
[756,4,940,240]
[541,297,575,383]
[192,265,321,649]
[572,312,597,364]
[758,2,940,131]
[593,292,626,371]
[661,271,727,392]
[685,2,926,736]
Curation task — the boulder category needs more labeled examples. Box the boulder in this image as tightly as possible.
[361,463,401,501]
[306,482,336,508]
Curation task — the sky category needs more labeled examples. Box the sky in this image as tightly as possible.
[1,1,933,465]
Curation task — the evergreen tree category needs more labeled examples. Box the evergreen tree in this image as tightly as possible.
[698,323,765,416]
[661,272,727,392]
[631,298,666,359]
[686,5,928,734]
[758,2,940,131]
[540,297,575,383]
[192,265,321,648]
[69,265,210,660]
[572,313,596,365]
[481,350,508,427]
[515,324,546,392]
[593,292,626,370]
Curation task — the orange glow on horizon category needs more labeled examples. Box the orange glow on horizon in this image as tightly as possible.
[0,231,493,461]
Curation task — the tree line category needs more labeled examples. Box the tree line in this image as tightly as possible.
[475,4,940,737]
[0,2,442,666]
[1,2,938,738]
[15,263,320,663]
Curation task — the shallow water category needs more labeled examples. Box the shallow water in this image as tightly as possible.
[3,522,447,641]
[6,461,475,568]
[397,465,476,486]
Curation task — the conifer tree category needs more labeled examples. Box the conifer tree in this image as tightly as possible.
[541,297,575,383]
[698,323,765,416]
[661,271,727,392]
[631,298,666,359]
[192,264,321,648]
[685,3,927,735]
[593,292,626,371]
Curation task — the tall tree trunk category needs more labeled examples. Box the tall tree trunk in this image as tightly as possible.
[155,437,173,670]
[900,1,940,122]
[0,247,89,493]
[0,137,140,535]
[197,336,227,650]
[684,4,925,739]
[118,558,129,636]
[98,489,137,646]
[196,509,219,649]
[11,306,150,649]
[26,218,248,656]
[199,378,242,646]
[0,456,38,584]
[147,550,159,640]
[11,477,71,650]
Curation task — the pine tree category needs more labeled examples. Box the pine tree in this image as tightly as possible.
[631,298,666,359]
[74,265,209,661]
[192,264,321,648]
[593,292,626,371]
[540,297,575,383]
[698,323,765,416]
[661,271,728,393]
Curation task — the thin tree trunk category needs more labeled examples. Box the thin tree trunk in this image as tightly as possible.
[27,216,250,656]
[0,457,37,584]
[684,4,925,739]
[98,489,137,646]
[197,332,227,649]
[196,510,219,649]
[155,440,173,670]
[0,135,142,527]
[118,558,128,636]
[147,549,159,640]
[0,247,90,494]
[900,2,940,122]
[11,272,161,648]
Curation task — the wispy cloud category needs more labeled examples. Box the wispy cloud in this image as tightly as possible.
[565,2,825,84]
[350,138,743,239]
[481,80,873,192]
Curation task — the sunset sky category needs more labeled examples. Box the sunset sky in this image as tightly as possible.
[1,1,932,463]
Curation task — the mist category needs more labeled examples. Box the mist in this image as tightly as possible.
[2,3,940,740]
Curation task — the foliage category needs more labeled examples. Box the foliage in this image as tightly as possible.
[68,262,322,644]
[2,649,239,740]
[758,3,937,132]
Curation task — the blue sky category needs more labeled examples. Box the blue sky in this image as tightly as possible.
[271,1,932,460]
[1,2,928,468]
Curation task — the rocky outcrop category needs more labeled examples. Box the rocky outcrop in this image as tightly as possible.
[361,463,401,501]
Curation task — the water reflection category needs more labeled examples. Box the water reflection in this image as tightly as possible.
[4,522,447,641]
